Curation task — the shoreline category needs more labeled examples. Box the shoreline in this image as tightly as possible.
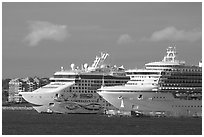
[2,106,33,111]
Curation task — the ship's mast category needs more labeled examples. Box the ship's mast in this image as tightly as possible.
[162,46,177,62]
[91,52,109,69]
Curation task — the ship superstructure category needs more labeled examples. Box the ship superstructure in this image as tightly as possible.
[98,46,202,117]
[20,52,129,113]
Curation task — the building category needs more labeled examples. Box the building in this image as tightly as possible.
[8,77,50,103]
[22,77,35,92]
[33,76,41,89]
[2,79,11,103]
[8,78,26,103]
[2,89,9,103]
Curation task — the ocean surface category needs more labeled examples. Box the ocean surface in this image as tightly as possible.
[2,110,202,135]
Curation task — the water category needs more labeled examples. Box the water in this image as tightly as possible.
[2,110,202,135]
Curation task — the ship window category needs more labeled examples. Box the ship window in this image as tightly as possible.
[49,103,54,106]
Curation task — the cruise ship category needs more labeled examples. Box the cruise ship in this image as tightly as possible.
[98,46,202,117]
[20,52,129,113]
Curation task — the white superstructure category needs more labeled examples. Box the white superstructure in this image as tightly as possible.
[98,46,202,117]
[20,52,129,114]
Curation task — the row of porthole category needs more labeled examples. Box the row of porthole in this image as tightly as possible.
[146,66,200,70]
[72,87,88,89]
[70,100,97,103]
[69,90,97,93]
[153,96,166,98]
[72,83,118,88]
[78,90,96,93]
[162,81,201,84]
[161,87,199,90]
[102,103,112,107]
[170,72,201,75]
[80,80,126,83]
[161,83,201,86]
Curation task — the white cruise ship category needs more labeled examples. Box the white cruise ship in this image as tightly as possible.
[20,52,129,114]
[98,46,202,117]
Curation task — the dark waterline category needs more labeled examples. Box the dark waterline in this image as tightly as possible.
[2,110,202,135]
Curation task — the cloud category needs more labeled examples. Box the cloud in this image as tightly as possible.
[117,34,134,45]
[69,25,101,31]
[144,26,201,42]
[24,21,69,46]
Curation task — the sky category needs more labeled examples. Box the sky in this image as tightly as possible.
[2,2,202,79]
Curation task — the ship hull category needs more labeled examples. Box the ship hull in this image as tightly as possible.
[19,82,74,105]
[19,82,107,114]
[33,102,104,114]
[20,91,56,106]
[98,91,202,117]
